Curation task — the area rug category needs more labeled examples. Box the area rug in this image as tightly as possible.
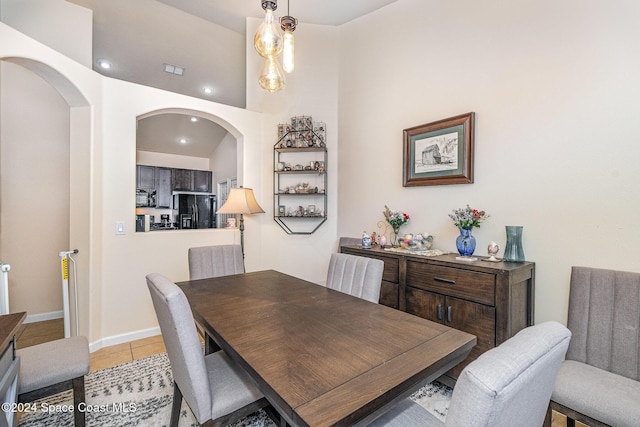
[18,352,452,426]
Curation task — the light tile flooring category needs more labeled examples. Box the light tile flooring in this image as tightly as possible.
[16,319,587,427]
[15,318,166,372]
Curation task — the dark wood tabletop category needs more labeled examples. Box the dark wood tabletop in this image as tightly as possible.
[178,270,475,427]
[0,312,26,352]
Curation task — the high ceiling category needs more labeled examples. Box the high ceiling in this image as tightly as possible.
[66,0,397,158]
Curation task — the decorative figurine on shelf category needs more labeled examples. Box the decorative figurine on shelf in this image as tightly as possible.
[362,232,372,249]
[487,241,500,262]
[378,235,387,248]
[371,232,377,245]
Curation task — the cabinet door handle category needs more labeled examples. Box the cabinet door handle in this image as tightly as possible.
[437,304,444,321]
[447,306,453,323]
[434,276,456,285]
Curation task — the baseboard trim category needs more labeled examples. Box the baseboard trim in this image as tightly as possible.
[89,326,161,353]
[23,310,64,323]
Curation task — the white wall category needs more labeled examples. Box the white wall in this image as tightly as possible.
[136,150,209,170]
[0,22,266,350]
[209,132,238,194]
[338,0,640,324]
[246,18,340,285]
[0,61,70,319]
[1,0,92,67]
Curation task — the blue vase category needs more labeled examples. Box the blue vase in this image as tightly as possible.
[456,228,476,257]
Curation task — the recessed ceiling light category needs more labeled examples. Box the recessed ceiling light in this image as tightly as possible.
[203,87,214,95]
[190,117,198,122]
[97,59,112,69]
[179,138,188,144]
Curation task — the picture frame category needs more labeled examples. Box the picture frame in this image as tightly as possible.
[278,205,286,216]
[402,112,475,187]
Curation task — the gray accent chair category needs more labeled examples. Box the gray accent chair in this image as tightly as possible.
[146,273,272,427]
[188,244,244,280]
[369,321,571,427]
[545,266,640,427]
[17,336,90,427]
[326,253,384,303]
[337,236,361,251]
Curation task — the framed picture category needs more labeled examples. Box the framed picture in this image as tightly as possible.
[278,205,286,216]
[402,112,475,187]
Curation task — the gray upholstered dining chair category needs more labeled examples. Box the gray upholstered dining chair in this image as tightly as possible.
[146,273,272,427]
[188,244,244,280]
[368,321,571,427]
[337,236,362,251]
[17,336,90,427]
[326,252,384,303]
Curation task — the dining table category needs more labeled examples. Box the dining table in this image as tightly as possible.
[178,270,475,427]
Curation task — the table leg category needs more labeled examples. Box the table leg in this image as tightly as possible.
[204,332,221,355]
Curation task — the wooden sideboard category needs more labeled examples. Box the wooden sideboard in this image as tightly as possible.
[0,312,26,427]
[341,245,535,385]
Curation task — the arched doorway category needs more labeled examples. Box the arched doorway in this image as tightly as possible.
[135,109,241,230]
[0,57,91,336]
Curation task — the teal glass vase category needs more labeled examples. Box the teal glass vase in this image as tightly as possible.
[503,226,525,262]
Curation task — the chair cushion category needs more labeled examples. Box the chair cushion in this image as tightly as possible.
[17,336,89,394]
[367,398,443,427]
[552,360,640,427]
[205,350,263,421]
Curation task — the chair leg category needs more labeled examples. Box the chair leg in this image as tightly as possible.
[171,383,183,427]
[72,376,86,427]
[543,404,553,427]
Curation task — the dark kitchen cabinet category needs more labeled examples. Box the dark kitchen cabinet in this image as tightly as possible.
[155,167,172,208]
[193,170,212,193]
[340,245,534,386]
[172,168,193,191]
[172,169,212,192]
[136,165,155,189]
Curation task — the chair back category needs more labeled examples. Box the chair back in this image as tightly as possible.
[566,266,640,380]
[146,273,212,422]
[337,236,361,251]
[445,321,571,427]
[326,253,384,303]
[188,244,244,280]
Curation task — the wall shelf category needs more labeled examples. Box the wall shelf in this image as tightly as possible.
[273,119,327,235]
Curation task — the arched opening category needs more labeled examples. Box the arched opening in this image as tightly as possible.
[135,109,241,231]
[0,57,91,337]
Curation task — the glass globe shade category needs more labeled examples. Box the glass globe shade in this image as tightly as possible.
[259,55,286,92]
[282,30,295,73]
[254,9,283,58]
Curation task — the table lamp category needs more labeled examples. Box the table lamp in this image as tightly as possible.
[216,187,265,259]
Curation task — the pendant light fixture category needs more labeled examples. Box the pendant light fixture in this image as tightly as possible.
[280,1,297,73]
[254,0,298,92]
[254,1,283,58]
[259,54,286,92]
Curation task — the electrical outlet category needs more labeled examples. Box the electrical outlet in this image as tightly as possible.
[115,221,125,235]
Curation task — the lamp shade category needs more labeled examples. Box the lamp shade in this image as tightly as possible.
[216,187,265,215]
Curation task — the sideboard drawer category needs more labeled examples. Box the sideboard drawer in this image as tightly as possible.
[406,260,495,306]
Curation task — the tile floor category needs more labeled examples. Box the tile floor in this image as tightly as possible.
[15,318,166,372]
[16,319,587,427]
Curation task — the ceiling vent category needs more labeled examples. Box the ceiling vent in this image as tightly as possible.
[163,64,185,76]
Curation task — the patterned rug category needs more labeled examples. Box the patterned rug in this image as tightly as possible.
[18,352,452,426]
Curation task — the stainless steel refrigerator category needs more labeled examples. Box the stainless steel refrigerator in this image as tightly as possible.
[173,193,216,229]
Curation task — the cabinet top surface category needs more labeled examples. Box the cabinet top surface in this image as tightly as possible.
[342,245,534,272]
[0,312,26,351]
